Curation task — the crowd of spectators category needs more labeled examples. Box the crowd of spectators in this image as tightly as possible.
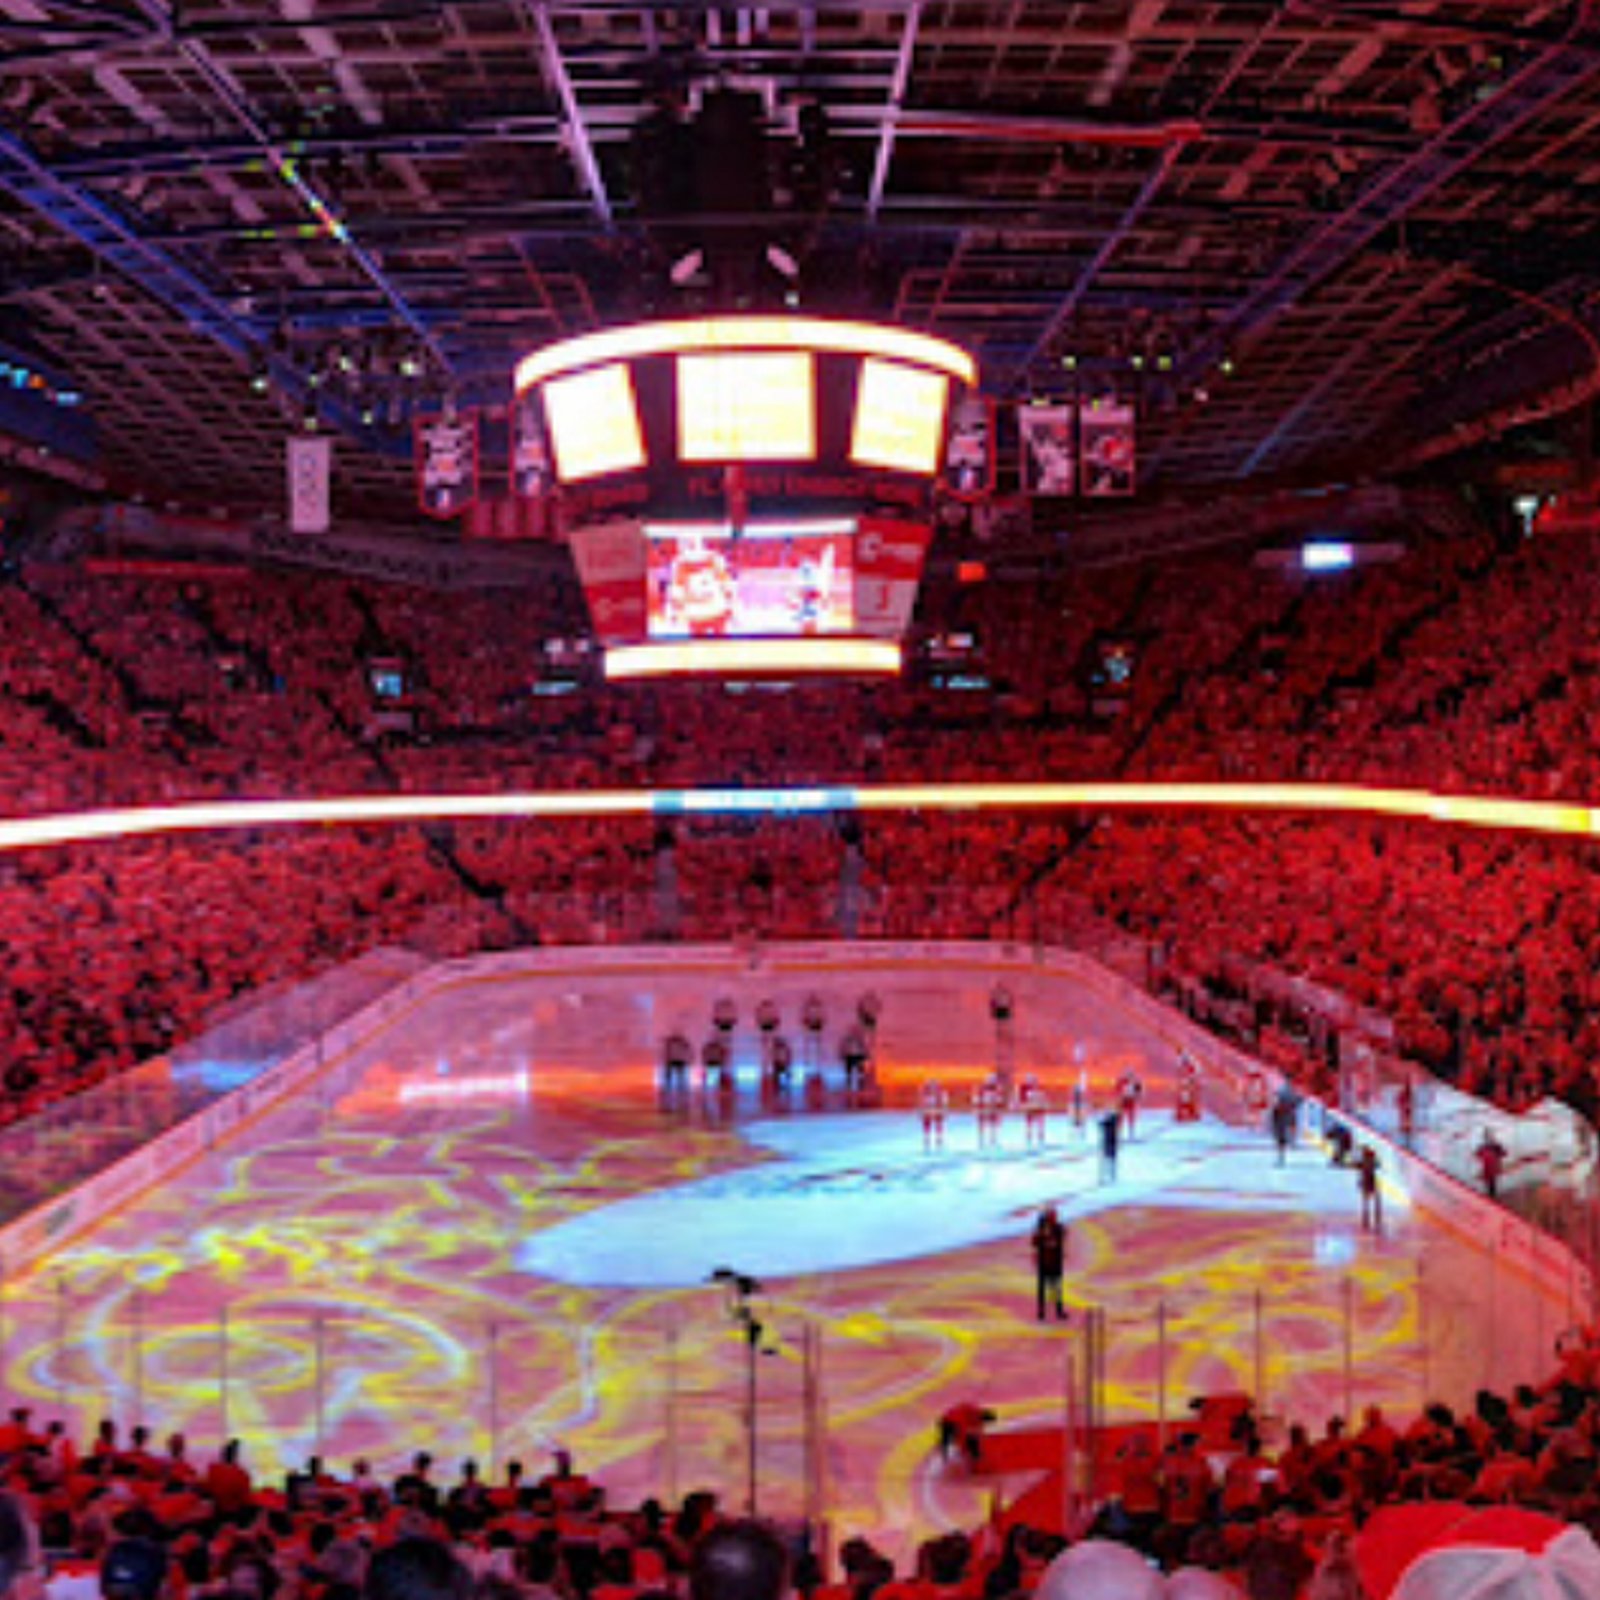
[3,515,1600,1131]
[4,1321,1600,1600]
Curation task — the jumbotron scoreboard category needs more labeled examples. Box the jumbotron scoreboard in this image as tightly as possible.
[512,315,977,679]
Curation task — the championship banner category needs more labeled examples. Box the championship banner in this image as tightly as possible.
[415,412,479,519]
[854,516,932,638]
[1081,400,1136,497]
[1019,404,1076,497]
[942,392,996,501]
[567,518,647,643]
[286,434,331,534]
[511,395,553,500]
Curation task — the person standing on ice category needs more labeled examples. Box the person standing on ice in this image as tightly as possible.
[989,982,1016,1091]
[1356,1144,1382,1234]
[920,1077,949,1151]
[1031,1204,1068,1320]
[1117,1066,1144,1138]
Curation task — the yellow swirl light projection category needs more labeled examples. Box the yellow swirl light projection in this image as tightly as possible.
[0,957,1569,1569]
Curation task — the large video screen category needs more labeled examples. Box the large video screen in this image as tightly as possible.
[542,362,647,483]
[849,358,949,475]
[677,351,816,462]
[645,521,856,639]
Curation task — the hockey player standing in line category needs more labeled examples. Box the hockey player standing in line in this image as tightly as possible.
[1018,1074,1049,1146]
[975,1073,1004,1149]
[1117,1067,1144,1139]
[801,993,826,1075]
[661,1031,693,1102]
[840,1024,870,1096]
[702,1031,732,1095]
[755,998,780,1079]
[857,990,882,1061]
[1174,1058,1201,1124]
[990,982,1016,1091]
[768,1032,793,1099]
[920,1078,949,1152]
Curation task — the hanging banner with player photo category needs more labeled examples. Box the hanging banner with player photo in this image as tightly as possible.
[415,411,479,519]
[1018,403,1077,498]
[510,394,553,501]
[942,392,996,501]
[1080,400,1137,497]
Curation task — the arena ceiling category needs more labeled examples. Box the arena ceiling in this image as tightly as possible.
[3,1,1600,523]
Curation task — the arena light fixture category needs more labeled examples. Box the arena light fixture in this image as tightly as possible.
[641,518,856,541]
[515,315,977,392]
[0,781,1594,857]
[604,637,902,680]
[1301,539,1355,573]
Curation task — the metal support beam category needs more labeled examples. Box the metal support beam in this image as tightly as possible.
[121,0,452,373]
[0,125,379,444]
[524,1,614,232]
[866,1,920,225]
[1005,143,1182,391]
[1237,263,1460,476]
[45,102,1422,189]
[1173,0,1600,393]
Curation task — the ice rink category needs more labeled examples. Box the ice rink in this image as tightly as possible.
[0,945,1581,1561]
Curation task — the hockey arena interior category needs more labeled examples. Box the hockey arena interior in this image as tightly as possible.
[8,5,1600,1599]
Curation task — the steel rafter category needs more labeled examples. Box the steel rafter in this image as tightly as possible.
[1237,263,1463,477]
[1003,142,1183,394]
[119,0,453,375]
[522,2,614,232]
[866,1,921,226]
[0,126,381,445]
[1171,0,1600,392]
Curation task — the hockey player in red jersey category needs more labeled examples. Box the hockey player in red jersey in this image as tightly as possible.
[920,1078,949,1151]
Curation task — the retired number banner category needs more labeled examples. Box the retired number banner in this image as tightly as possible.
[415,412,480,519]
[511,394,553,500]
[942,393,996,501]
[286,434,331,534]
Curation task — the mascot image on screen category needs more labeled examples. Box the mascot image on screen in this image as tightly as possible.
[667,535,737,637]
[791,545,835,636]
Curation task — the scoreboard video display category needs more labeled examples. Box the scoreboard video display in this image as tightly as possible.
[645,521,855,640]
[516,315,967,680]
[567,514,930,680]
